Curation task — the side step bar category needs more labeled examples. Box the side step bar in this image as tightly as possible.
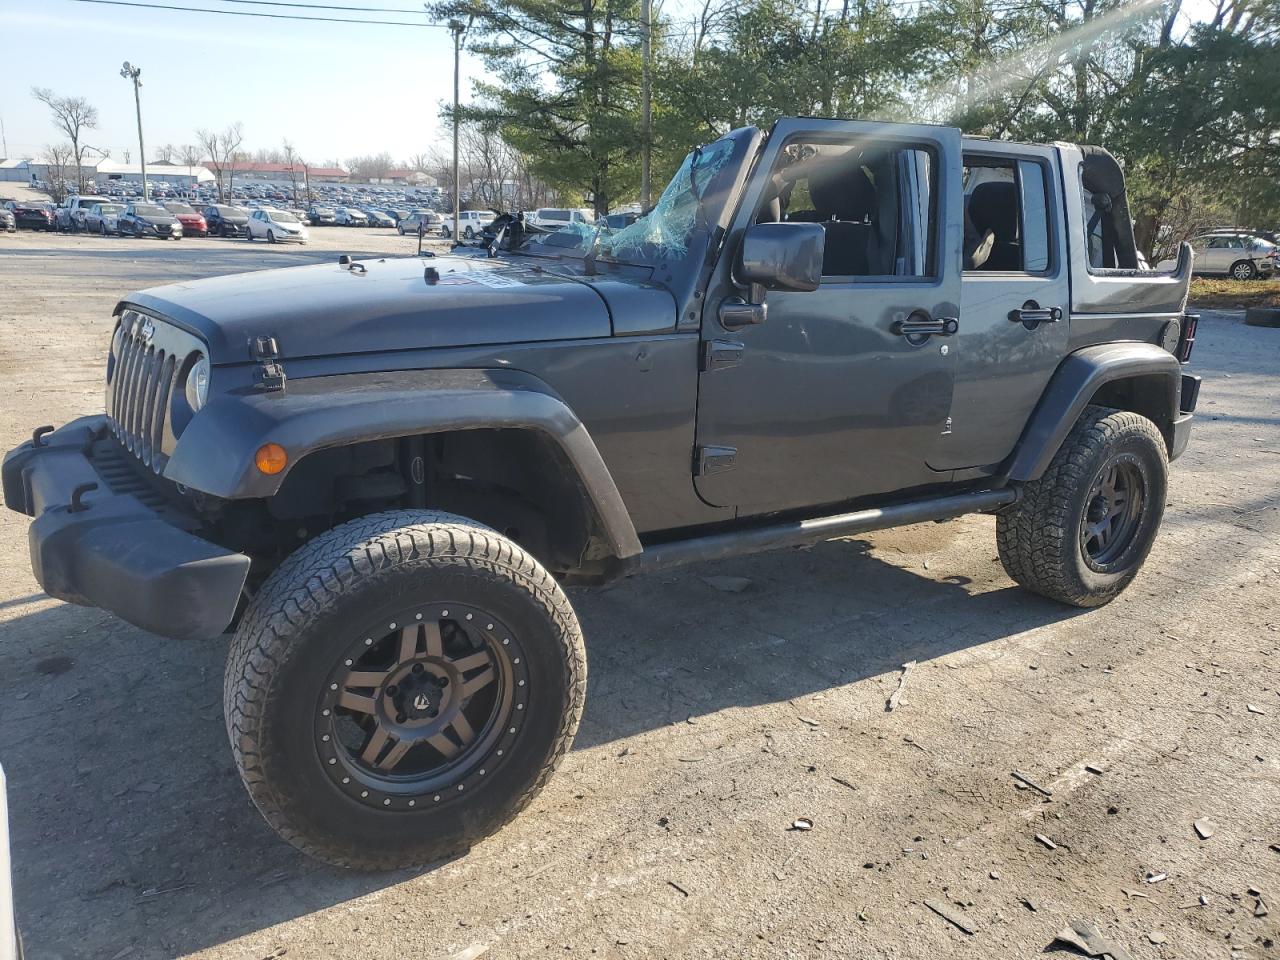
[628,488,1018,575]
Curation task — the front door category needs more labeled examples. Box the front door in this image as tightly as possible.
[694,118,964,515]
[930,143,1071,470]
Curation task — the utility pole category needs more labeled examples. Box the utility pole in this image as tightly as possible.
[120,62,147,200]
[448,17,468,244]
[640,0,652,210]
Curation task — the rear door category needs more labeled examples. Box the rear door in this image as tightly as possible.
[930,142,1070,471]
[694,118,964,515]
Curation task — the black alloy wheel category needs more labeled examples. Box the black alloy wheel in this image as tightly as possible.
[317,603,524,810]
[1080,457,1146,570]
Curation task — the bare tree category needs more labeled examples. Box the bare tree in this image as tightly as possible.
[31,88,99,192]
[406,152,432,175]
[179,144,202,167]
[42,143,76,202]
[196,122,245,201]
[281,139,304,203]
[157,143,175,163]
[346,152,394,182]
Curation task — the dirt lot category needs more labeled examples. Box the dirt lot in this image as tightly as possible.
[0,229,1277,960]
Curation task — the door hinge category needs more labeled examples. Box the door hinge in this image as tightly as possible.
[695,445,737,476]
[700,339,744,371]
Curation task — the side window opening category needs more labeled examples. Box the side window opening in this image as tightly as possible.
[962,155,1051,273]
[1077,146,1141,270]
[755,140,937,279]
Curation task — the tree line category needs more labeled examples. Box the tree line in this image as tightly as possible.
[429,0,1278,257]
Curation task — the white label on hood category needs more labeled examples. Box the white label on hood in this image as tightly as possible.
[468,271,525,288]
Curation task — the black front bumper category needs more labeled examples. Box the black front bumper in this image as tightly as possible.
[3,416,250,640]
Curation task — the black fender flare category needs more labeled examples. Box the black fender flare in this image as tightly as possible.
[1006,342,1182,482]
[164,367,643,560]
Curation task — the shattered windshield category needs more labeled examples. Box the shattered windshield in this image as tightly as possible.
[509,136,738,267]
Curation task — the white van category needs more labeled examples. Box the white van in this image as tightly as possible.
[527,207,596,230]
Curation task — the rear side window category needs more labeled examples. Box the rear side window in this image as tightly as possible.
[758,139,937,279]
[962,156,1052,273]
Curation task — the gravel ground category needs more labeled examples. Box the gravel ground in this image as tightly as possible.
[0,230,1277,960]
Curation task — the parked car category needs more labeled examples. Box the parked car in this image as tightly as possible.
[1,763,18,960]
[2,120,1201,871]
[0,208,15,233]
[118,202,183,239]
[307,205,337,226]
[334,206,368,226]
[246,208,310,244]
[84,202,125,236]
[163,202,208,238]
[363,209,396,228]
[397,210,441,236]
[55,195,111,232]
[7,201,55,231]
[439,208,497,239]
[203,205,250,238]
[527,207,596,231]
[1156,232,1277,280]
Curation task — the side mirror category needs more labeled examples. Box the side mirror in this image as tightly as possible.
[739,222,825,292]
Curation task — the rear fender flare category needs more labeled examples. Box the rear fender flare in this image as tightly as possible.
[164,367,642,560]
[1006,342,1181,482]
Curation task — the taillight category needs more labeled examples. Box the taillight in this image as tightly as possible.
[1177,313,1198,363]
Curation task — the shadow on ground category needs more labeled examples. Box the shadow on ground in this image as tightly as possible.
[0,529,1085,959]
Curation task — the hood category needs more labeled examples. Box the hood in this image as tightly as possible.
[138,213,180,226]
[123,256,617,364]
[220,213,249,223]
[174,213,205,224]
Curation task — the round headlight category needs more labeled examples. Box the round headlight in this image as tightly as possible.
[185,355,210,411]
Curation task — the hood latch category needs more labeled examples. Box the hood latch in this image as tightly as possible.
[251,335,287,393]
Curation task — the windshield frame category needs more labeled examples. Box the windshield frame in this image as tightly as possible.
[502,134,749,271]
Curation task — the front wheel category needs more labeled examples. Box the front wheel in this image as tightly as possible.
[440,225,451,238]
[463,226,475,239]
[1230,259,1257,281]
[997,405,1167,607]
[224,510,586,869]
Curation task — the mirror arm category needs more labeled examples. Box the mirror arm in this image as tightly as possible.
[719,281,768,331]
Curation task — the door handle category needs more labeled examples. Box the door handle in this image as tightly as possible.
[892,312,958,340]
[1009,301,1063,327]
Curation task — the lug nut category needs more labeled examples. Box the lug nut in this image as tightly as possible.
[396,713,406,723]
[386,685,398,696]
[437,676,449,687]
[412,663,425,674]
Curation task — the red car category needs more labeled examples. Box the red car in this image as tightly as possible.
[162,202,208,237]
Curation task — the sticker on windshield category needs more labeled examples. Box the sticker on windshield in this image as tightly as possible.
[468,272,525,288]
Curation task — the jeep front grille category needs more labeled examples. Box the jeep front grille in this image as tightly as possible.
[105,309,205,473]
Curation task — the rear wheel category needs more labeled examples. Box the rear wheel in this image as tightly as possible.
[225,510,586,869]
[464,226,475,239]
[997,405,1167,607]
[268,230,277,243]
[441,225,451,238]
[1230,259,1257,280]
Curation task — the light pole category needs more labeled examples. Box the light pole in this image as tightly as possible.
[120,62,147,201]
[640,0,652,211]
[448,17,468,245]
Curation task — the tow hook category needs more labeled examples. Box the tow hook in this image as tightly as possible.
[32,425,54,448]
[68,482,99,513]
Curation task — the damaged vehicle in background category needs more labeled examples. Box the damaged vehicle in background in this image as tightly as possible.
[3,118,1199,872]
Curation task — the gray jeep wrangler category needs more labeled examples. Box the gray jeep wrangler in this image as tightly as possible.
[3,119,1200,869]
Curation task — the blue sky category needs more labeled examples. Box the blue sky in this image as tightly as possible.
[0,0,486,165]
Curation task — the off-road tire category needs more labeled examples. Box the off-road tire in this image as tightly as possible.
[224,510,586,870]
[997,405,1167,607]
[1244,307,1280,328]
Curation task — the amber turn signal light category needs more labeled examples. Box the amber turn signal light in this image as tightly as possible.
[255,443,288,475]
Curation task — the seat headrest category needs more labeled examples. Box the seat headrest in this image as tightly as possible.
[969,181,1019,242]
[808,163,875,222]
